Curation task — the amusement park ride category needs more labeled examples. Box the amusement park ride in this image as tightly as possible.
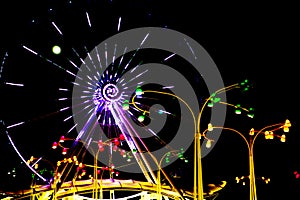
[0,2,293,199]
[0,80,229,200]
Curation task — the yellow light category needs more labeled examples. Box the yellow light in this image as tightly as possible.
[208,123,213,131]
[280,134,286,142]
[79,162,83,168]
[264,131,270,139]
[269,131,274,139]
[284,119,291,127]
[283,126,289,133]
[283,119,291,132]
[249,128,254,136]
[205,140,212,148]
[73,156,77,161]
[30,156,34,162]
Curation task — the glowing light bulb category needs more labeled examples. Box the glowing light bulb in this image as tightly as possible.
[59,135,65,143]
[269,131,274,139]
[52,45,61,55]
[122,100,129,110]
[207,101,214,107]
[205,140,212,148]
[119,134,125,141]
[280,134,286,142]
[249,128,254,136]
[235,104,242,114]
[247,107,254,118]
[52,142,58,149]
[135,87,143,96]
[138,115,145,122]
[62,148,67,155]
[208,123,213,131]
[264,131,270,139]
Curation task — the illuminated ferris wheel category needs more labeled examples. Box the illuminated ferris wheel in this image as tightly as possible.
[0,2,227,200]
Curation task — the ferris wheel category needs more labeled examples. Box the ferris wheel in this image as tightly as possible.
[0,2,227,200]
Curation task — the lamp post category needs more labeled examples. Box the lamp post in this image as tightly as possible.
[157,150,185,200]
[145,149,185,200]
[203,119,291,200]
[130,82,241,200]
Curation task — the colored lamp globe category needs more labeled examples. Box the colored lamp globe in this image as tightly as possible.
[122,100,130,110]
[135,87,143,96]
[52,45,61,55]
[138,115,145,122]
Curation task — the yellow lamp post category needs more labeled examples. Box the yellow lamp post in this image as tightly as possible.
[203,119,291,200]
[131,82,241,200]
[145,149,185,200]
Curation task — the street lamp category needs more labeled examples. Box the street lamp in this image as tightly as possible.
[145,149,186,200]
[130,81,244,200]
[203,119,291,200]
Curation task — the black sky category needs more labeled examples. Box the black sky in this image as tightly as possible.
[1,1,300,199]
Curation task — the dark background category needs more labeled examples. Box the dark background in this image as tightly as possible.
[1,1,300,199]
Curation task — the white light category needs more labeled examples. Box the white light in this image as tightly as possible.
[52,45,61,55]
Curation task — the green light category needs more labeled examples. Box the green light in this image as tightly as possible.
[235,104,242,114]
[240,79,251,92]
[138,115,145,122]
[213,97,221,103]
[52,45,61,55]
[247,107,254,118]
[178,152,183,158]
[122,100,129,110]
[207,101,214,107]
[135,87,143,96]
[208,97,220,107]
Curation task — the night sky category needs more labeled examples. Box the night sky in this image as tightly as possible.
[1,1,300,199]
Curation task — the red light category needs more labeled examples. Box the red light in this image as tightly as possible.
[120,150,125,156]
[119,134,125,141]
[99,146,105,152]
[114,138,120,146]
[52,142,58,149]
[59,135,65,143]
[62,148,67,155]
[113,145,118,152]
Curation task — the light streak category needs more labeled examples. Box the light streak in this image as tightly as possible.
[117,17,122,32]
[7,121,25,129]
[52,21,63,35]
[86,12,92,27]
[164,53,176,61]
[5,82,24,87]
